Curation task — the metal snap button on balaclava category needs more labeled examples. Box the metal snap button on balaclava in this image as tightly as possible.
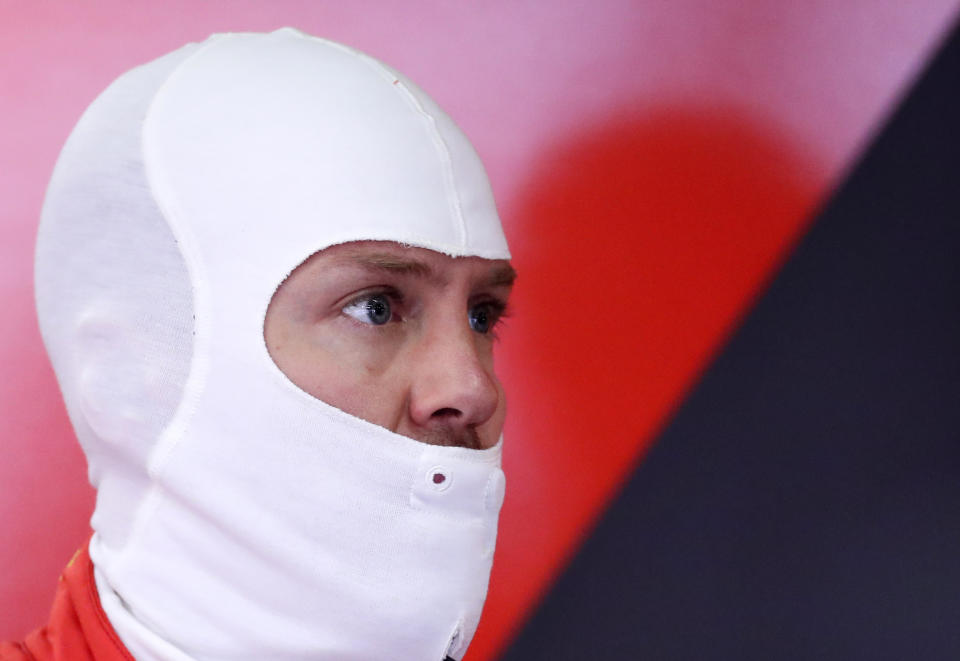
[36,28,509,661]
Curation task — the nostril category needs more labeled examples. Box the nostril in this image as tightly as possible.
[431,407,461,419]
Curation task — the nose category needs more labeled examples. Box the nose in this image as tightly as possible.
[407,317,501,449]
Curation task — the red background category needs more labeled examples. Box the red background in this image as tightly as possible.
[1,2,958,658]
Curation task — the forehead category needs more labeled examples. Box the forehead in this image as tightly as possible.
[292,240,516,287]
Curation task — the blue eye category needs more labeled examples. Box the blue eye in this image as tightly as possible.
[469,302,501,334]
[344,294,392,326]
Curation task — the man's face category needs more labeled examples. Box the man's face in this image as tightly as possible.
[264,241,515,449]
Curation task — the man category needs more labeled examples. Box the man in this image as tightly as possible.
[4,27,513,660]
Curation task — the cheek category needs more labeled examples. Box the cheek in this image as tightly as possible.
[268,318,410,432]
[482,369,509,441]
[488,392,508,441]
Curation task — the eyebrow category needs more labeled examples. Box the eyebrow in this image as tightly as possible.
[345,251,517,288]
[351,253,435,278]
[488,263,517,288]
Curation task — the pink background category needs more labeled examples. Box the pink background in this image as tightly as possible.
[2,2,958,658]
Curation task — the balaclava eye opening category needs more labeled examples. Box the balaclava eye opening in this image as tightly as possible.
[36,28,510,661]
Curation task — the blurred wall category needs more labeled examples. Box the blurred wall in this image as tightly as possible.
[1,2,958,658]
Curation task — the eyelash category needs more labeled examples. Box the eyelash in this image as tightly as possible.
[472,299,509,338]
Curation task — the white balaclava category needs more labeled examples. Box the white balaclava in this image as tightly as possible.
[35,28,510,661]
